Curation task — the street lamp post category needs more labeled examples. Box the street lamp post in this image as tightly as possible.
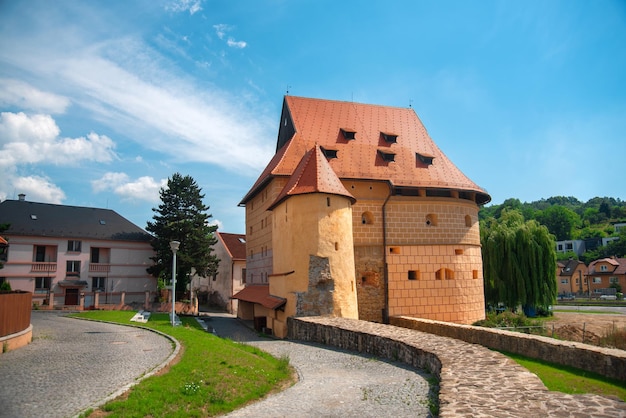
[170,240,180,326]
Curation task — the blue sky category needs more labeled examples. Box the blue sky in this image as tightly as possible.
[1,0,624,234]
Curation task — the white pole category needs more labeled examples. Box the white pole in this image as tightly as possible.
[170,241,180,326]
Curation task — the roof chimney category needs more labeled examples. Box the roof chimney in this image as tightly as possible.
[18,193,25,201]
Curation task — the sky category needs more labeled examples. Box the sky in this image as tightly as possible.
[0,0,624,234]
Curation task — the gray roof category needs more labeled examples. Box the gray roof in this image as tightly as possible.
[0,200,152,242]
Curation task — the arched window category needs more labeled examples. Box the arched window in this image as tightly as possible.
[465,214,472,227]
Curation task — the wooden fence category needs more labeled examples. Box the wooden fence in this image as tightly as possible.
[0,291,32,337]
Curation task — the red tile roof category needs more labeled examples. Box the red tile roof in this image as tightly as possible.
[588,257,626,274]
[231,285,286,309]
[0,236,7,245]
[217,232,246,260]
[268,145,356,210]
[241,96,490,205]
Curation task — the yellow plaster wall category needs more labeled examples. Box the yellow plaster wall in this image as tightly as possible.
[270,193,359,337]
[244,178,287,284]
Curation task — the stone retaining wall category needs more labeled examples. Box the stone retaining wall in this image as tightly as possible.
[288,316,626,417]
[391,315,626,382]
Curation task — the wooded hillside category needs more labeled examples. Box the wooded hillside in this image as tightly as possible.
[479,196,626,263]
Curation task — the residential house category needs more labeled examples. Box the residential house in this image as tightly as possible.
[0,195,155,308]
[556,259,588,295]
[190,232,246,314]
[587,257,626,296]
[234,96,491,337]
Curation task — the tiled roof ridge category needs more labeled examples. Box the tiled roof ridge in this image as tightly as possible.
[285,95,415,111]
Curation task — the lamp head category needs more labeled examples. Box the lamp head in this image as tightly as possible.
[170,240,180,253]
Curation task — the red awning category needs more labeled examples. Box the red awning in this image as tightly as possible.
[232,285,286,310]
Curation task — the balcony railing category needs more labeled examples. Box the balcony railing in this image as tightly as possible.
[89,263,111,273]
[31,263,57,273]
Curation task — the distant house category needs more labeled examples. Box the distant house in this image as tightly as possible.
[0,195,155,309]
[555,240,586,257]
[586,257,626,296]
[556,259,587,295]
[191,232,246,314]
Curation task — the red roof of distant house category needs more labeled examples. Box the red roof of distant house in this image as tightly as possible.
[241,96,490,205]
[231,285,286,310]
[268,145,356,210]
[217,232,246,260]
[588,257,626,275]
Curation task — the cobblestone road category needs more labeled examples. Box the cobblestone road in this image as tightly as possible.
[0,311,174,418]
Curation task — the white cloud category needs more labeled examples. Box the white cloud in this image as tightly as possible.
[214,24,247,49]
[208,218,223,231]
[166,0,203,15]
[0,112,117,167]
[92,172,167,202]
[0,79,70,114]
[12,175,66,203]
[227,39,247,49]
[213,24,229,40]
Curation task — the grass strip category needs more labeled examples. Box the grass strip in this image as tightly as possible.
[72,311,293,417]
[501,351,626,401]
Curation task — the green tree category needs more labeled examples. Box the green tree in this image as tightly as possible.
[481,209,557,311]
[535,205,581,240]
[146,173,219,292]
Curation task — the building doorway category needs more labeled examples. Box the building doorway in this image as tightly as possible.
[65,288,79,305]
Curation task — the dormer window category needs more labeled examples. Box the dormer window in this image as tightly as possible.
[321,147,338,159]
[416,152,434,165]
[381,132,398,143]
[340,128,356,140]
[378,150,396,162]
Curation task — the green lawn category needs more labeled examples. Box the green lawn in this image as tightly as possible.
[72,311,293,417]
[502,351,626,401]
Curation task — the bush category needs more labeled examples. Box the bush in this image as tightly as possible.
[0,281,11,291]
[474,311,542,329]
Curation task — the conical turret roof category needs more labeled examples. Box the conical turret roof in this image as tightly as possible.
[268,145,356,211]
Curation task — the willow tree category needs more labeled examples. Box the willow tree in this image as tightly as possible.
[481,209,557,311]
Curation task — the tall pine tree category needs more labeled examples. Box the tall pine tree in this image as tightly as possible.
[146,173,219,291]
[481,209,557,311]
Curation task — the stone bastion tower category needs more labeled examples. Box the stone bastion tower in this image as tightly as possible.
[235,96,491,338]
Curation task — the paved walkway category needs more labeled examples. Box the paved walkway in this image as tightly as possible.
[0,311,174,418]
[201,312,434,417]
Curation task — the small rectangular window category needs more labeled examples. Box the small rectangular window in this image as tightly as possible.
[381,132,398,143]
[416,153,434,165]
[67,240,82,252]
[66,260,81,275]
[92,277,106,291]
[408,270,420,280]
[320,147,338,159]
[340,128,356,140]
[378,150,395,162]
[35,277,51,293]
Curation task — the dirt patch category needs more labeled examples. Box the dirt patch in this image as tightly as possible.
[545,312,626,347]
